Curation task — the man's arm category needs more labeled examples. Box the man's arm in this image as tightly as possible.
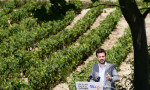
[111,65,119,82]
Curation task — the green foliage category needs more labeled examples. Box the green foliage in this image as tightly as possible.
[0,16,10,28]
[78,9,121,45]
[0,1,15,17]
[0,11,77,89]
[0,0,83,89]
[140,1,149,14]
[0,0,28,9]
[33,3,104,59]
[0,0,83,57]
[106,29,132,70]
[0,18,38,42]
[68,0,83,13]
[0,1,50,42]
[0,1,42,29]
[9,1,44,24]
[0,10,75,58]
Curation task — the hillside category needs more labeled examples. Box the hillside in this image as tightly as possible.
[0,0,149,89]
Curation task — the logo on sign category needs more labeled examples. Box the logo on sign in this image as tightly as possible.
[90,85,101,90]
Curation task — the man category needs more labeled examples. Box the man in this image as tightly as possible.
[89,48,119,90]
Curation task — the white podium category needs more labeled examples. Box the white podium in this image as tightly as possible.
[76,82,103,90]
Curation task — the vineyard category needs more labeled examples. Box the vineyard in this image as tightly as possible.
[0,0,149,90]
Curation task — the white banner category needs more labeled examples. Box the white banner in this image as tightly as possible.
[76,82,103,90]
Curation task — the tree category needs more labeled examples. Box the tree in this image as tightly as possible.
[118,0,149,89]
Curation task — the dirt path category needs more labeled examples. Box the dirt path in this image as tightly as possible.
[116,49,134,90]
[75,8,116,46]
[101,16,128,50]
[84,8,116,35]
[52,8,129,90]
[66,9,90,29]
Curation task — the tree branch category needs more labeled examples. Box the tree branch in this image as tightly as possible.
[85,3,125,9]
[142,7,150,18]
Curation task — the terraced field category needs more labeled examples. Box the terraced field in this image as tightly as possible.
[0,0,149,89]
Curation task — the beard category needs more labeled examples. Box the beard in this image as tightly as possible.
[99,59,105,64]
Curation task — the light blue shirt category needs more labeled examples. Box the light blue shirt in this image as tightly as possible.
[98,62,107,86]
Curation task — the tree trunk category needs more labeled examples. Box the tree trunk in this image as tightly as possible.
[118,0,149,90]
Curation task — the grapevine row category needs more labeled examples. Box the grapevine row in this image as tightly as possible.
[0,1,47,28]
[0,0,28,17]
[0,17,38,42]
[0,0,84,58]
[0,0,83,44]
[0,1,15,17]
[0,0,83,89]
[0,10,76,89]
[0,10,77,57]
[31,2,104,59]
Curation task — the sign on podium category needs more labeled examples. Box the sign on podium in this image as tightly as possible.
[76,82,103,90]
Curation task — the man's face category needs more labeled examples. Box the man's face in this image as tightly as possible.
[97,52,106,64]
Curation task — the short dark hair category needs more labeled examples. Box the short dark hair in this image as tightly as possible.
[96,48,106,57]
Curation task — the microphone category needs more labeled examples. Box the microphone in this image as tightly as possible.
[87,75,92,82]
[95,77,100,82]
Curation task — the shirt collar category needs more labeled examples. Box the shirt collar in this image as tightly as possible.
[98,61,107,68]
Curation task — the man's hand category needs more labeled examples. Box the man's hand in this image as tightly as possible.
[106,73,112,81]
